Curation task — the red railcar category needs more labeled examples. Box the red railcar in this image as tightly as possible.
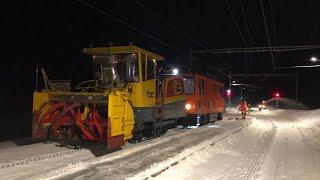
[182,73,225,125]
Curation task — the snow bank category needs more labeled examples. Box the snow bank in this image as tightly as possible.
[266,98,309,110]
[296,109,320,125]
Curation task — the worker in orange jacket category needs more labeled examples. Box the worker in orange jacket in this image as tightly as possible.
[240,98,248,119]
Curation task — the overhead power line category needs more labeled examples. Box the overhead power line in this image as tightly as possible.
[259,0,276,70]
[135,1,208,49]
[239,0,254,47]
[75,0,172,49]
[192,45,320,54]
[135,1,234,76]
[268,0,278,47]
[224,0,248,47]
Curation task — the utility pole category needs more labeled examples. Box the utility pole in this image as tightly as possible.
[296,71,299,101]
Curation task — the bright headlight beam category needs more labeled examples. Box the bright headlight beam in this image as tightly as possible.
[172,68,179,75]
[185,103,191,110]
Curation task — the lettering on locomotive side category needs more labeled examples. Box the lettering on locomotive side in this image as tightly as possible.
[166,78,184,97]
[173,80,183,95]
[146,90,154,99]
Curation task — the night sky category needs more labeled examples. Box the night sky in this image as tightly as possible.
[2,0,320,140]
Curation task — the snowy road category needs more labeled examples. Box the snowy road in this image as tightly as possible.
[1,109,319,180]
[155,110,320,180]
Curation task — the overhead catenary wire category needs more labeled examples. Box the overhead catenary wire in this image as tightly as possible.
[239,0,254,47]
[268,0,278,48]
[259,0,276,70]
[135,0,235,78]
[135,1,208,49]
[192,45,320,54]
[75,0,173,49]
[224,0,248,47]
[267,0,279,66]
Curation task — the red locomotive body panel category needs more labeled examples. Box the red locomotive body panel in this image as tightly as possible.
[183,74,224,117]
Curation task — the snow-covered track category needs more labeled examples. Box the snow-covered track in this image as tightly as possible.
[42,119,245,180]
[130,120,251,180]
[220,117,276,180]
[0,147,86,170]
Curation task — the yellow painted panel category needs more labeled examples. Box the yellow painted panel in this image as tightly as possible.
[127,79,156,108]
[33,92,51,121]
[108,90,135,139]
[108,91,125,136]
[124,100,134,140]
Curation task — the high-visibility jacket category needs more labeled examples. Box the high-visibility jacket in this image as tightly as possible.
[241,101,248,112]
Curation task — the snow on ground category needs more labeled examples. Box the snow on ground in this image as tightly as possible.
[52,118,246,180]
[1,109,319,180]
[150,109,320,180]
[0,113,245,180]
[147,116,274,180]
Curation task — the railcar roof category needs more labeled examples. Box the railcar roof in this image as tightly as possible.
[83,45,164,61]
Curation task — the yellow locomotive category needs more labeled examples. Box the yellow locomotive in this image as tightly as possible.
[32,45,186,149]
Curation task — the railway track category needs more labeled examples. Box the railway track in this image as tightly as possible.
[0,147,87,170]
[0,117,243,180]
[41,119,246,180]
[220,116,277,180]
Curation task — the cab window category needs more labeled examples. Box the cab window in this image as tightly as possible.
[141,54,156,81]
[146,56,155,80]
[184,77,195,94]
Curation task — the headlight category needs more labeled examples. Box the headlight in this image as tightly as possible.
[185,103,191,110]
[258,104,262,108]
[262,105,265,108]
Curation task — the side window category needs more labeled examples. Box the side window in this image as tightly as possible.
[146,56,155,80]
[141,54,155,81]
[184,77,195,94]
[141,53,146,81]
[127,53,138,82]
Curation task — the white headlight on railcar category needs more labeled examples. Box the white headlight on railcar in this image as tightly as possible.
[185,103,191,110]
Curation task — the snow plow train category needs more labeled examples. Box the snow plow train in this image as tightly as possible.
[32,45,224,150]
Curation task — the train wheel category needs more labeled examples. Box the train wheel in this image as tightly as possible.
[217,113,223,120]
[161,125,168,134]
[132,125,143,142]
